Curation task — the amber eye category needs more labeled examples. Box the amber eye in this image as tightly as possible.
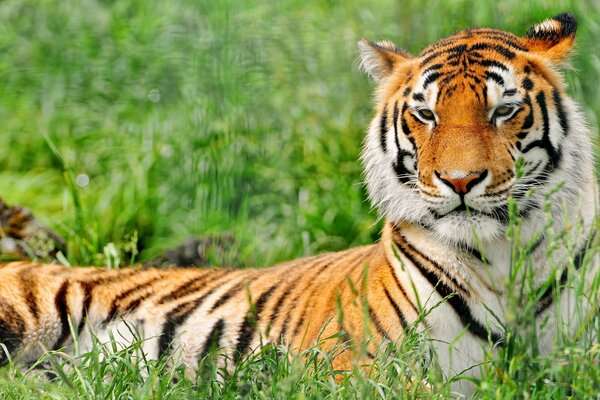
[492,104,515,119]
[417,108,436,121]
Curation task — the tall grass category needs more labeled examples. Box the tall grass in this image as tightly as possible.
[0,0,599,398]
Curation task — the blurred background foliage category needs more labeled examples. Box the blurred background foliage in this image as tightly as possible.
[0,0,598,267]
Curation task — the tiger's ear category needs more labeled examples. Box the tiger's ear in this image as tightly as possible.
[522,12,577,65]
[358,39,413,82]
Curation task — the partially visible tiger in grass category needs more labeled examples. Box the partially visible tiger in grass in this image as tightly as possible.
[0,13,598,397]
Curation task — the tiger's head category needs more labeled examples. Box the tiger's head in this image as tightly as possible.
[360,13,592,247]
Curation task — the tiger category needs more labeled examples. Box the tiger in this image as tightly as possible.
[0,12,598,397]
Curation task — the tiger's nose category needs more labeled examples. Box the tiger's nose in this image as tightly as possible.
[435,170,488,195]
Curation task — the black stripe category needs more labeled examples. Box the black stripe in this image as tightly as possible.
[158,284,223,360]
[157,271,240,359]
[521,94,534,130]
[536,237,590,315]
[535,265,569,316]
[440,72,460,86]
[479,59,509,71]
[486,71,505,86]
[289,257,342,339]
[482,85,488,107]
[412,92,425,102]
[77,282,94,334]
[477,34,528,51]
[267,284,293,330]
[278,292,298,342]
[75,270,143,333]
[521,113,534,131]
[464,71,483,82]
[198,319,225,362]
[235,285,278,360]
[521,96,551,156]
[385,249,419,314]
[400,104,419,157]
[393,229,469,293]
[470,83,482,103]
[51,281,71,350]
[368,305,392,340]
[472,29,519,39]
[552,89,569,135]
[420,44,467,66]
[422,63,444,75]
[462,246,486,263]
[209,282,245,312]
[278,257,337,341]
[392,102,415,186]
[209,273,261,313]
[103,276,162,325]
[420,32,525,60]
[536,91,561,168]
[379,106,388,152]
[526,235,545,256]
[469,42,515,59]
[156,271,215,304]
[393,234,503,343]
[290,294,312,338]
[398,102,410,136]
[522,78,534,91]
[119,289,155,313]
[423,72,442,89]
[158,303,194,360]
[288,249,371,341]
[503,88,517,96]
[383,287,409,329]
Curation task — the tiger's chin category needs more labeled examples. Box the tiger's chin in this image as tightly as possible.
[428,213,506,247]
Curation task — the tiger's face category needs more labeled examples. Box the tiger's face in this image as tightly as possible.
[360,14,588,246]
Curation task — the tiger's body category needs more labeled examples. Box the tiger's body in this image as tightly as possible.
[1,13,598,397]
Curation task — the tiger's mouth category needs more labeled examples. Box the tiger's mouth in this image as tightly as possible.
[447,204,509,221]
[426,196,511,223]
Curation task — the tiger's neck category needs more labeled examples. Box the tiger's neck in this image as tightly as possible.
[382,168,598,294]
[381,222,503,299]
[379,205,597,386]
[381,201,597,322]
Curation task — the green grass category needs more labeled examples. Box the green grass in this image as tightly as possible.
[0,0,599,398]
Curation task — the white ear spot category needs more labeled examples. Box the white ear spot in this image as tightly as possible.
[531,19,560,36]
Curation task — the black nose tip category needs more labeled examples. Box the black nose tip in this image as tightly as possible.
[435,170,488,195]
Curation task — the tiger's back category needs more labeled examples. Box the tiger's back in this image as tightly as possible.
[0,244,403,374]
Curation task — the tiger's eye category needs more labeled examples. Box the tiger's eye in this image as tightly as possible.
[493,105,514,118]
[418,109,435,121]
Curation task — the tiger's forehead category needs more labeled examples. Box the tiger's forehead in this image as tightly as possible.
[418,28,526,61]
[409,28,526,104]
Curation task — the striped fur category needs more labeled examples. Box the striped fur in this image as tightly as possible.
[0,13,598,397]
